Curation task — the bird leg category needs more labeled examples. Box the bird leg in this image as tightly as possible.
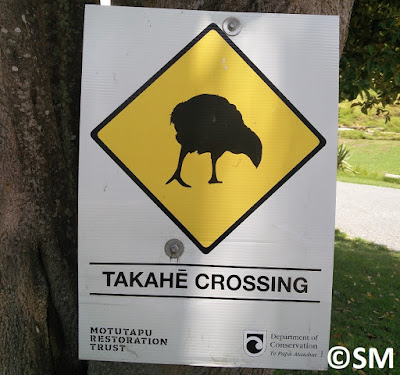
[209,154,222,184]
[166,148,191,187]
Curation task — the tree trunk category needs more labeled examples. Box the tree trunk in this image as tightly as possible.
[0,0,353,374]
[0,0,93,374]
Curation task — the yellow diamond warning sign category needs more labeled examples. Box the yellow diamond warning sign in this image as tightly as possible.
[91,23,326,254]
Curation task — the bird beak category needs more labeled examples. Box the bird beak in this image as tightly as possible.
[251,154,261,168]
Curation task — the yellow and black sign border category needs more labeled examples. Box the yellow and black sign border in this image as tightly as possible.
[91,23,326,254]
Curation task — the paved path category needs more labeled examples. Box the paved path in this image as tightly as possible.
[335,181,400,251]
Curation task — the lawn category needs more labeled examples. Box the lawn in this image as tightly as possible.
[337,99,400,189]
[337,139,400,189]
[336,98,400,189]
[274,231,400,375]
[338,139,400,174]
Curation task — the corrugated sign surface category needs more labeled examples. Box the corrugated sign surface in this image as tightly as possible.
[79,5,338,369]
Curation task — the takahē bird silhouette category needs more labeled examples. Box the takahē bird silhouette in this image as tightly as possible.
[166,94,262,188]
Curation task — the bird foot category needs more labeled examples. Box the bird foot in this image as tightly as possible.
[166,173,191,188]
[208,177,222,184]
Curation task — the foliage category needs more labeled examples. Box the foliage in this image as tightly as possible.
[340,0,400,118]
[339,99,400,136]
[275,230,400,375]
[337,144,356,173]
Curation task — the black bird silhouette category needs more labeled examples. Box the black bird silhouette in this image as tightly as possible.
[166,94,262,187]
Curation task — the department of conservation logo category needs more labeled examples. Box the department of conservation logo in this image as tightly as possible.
[244,330,267,357]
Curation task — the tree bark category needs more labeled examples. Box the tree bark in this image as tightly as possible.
[0,0,93,374]
[0,0,353,374]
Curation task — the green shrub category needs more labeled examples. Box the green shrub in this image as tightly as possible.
[337,144,357,174]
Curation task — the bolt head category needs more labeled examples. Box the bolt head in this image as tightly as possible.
[228,21,237,31]
[222,17,242,36]
[170,244,180,254]
[164,239,184,258]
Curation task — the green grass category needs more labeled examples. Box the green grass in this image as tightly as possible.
[337,98,400,188]
[337,139,400,189]
[274,231,400,375]
[339,139,400,174]
[337,172,400,189]
[339,129,400,141]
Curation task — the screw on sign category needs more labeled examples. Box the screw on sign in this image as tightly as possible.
[223,17,242,36]
[164,239,184,258]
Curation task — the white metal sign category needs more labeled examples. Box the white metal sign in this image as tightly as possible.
[79,5,338,370]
